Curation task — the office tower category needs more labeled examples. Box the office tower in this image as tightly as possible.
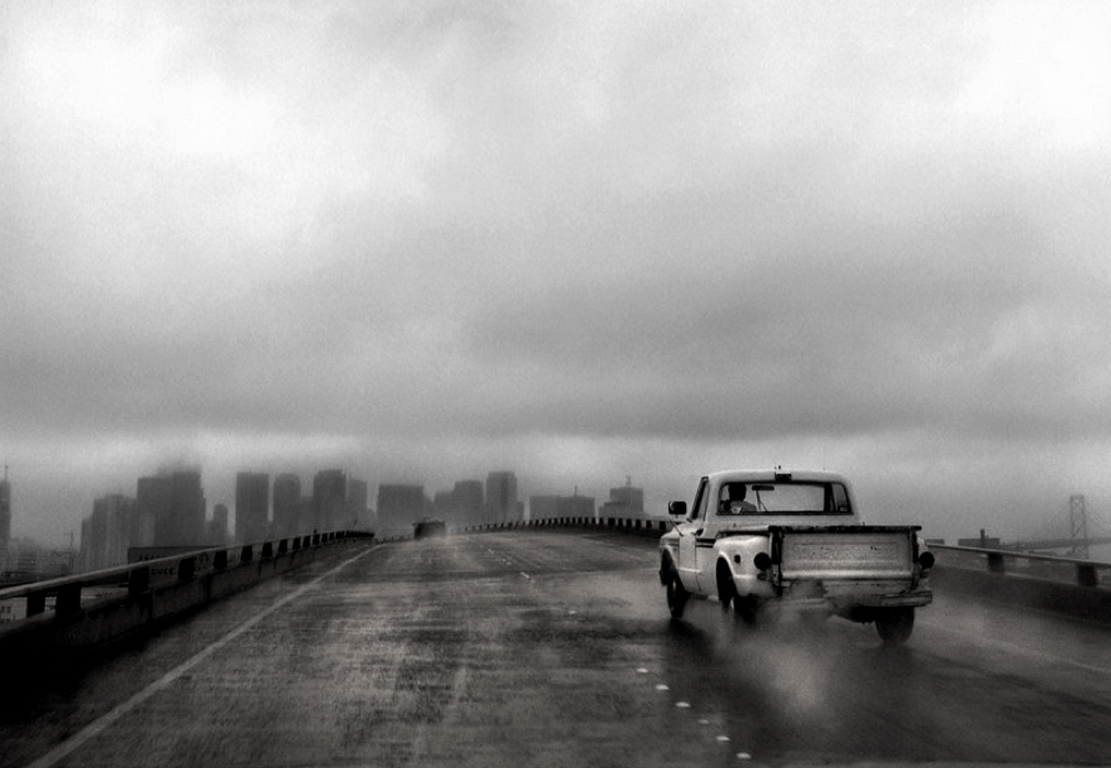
[136,475,171,547]
[600,478,644,518]
[235,472,270,543]
[141,469,206,547]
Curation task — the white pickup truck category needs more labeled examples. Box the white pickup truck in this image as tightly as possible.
[659,468,933,643]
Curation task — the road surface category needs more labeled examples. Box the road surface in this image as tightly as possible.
[3,530,1111,767]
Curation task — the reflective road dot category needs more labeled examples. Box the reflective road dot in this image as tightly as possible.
[736,753,752,760]
[676,701,691,709]
[655,684,669,691]
[716,735,731,742]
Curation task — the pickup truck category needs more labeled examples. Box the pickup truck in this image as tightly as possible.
[659,468,934,643]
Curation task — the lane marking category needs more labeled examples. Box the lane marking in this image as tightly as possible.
[23,545,379,768]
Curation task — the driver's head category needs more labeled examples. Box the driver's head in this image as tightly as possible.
[728,483,747,501]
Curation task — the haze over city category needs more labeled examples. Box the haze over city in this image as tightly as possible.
[3,2,1110,550]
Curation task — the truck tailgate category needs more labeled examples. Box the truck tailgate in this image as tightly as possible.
[774,526,917,581]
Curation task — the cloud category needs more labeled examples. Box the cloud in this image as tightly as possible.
[2,1,1111,546]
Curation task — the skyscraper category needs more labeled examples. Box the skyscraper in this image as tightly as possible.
[235,472,270,543]
[140,469,206,547]
[136,475,171,548]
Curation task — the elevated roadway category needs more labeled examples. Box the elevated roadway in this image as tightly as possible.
[3,530,1111,767]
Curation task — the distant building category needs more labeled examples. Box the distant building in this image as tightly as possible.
[559,492,595,519]
[235,472,270,543]
[600,478,644,518]
[135,475,171,548]
[377,484,428,538]
[486,471,521,524]
[139,469,207,547]
[528,495,560,522]
[432,480,484,528]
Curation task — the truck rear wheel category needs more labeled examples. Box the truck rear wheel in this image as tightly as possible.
[875,607,915,644]
[716,564,735,613]
[666,570,689,620]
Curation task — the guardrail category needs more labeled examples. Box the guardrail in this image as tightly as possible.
[452,515,671,537]
[0,530,373,666]
[927,543,1111,623]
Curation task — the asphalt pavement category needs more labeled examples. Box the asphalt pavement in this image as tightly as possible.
[3,530,1111,767]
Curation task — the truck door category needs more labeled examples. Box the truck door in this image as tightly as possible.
[677,477,710,593]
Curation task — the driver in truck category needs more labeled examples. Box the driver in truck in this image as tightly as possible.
[720,483,757,514]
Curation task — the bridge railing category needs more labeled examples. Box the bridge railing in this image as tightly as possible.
[928,543,1111,622]
[0,530,373,661]
[930,544,1111,588]
[449,515,670,536]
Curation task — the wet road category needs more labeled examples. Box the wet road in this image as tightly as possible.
[4,530,1111,767]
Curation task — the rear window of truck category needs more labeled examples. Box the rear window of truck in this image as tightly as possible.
[717,481,852,515]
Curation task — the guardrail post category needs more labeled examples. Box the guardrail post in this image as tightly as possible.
[129,566,151,596]
[987,552,1006,575]
[261,542,274,559]
[26,591,46,617]
[1077,563,1099,587]
[240,545,254,564]
[178,556,196,582]
[56,584,82,617]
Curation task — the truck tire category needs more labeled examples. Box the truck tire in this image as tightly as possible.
[666,570,689,620]
[716,563,735,612]
[875,607,915,644]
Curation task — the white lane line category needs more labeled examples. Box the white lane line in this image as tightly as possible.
[23,545,379,768]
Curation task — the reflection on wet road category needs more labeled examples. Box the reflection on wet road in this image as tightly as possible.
[3,531,1111,767]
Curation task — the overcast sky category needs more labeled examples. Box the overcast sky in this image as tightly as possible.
[3,1,1110,547]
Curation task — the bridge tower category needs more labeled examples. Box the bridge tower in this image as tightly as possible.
[1069,494,1089,560]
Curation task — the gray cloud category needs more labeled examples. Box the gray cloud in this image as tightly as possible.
[3,1,1111,545]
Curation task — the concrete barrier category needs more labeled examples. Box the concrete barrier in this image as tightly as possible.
[0,531,374,667]
[929,544,1111,624]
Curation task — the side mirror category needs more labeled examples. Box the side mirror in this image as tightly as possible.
[668,501,687,518]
